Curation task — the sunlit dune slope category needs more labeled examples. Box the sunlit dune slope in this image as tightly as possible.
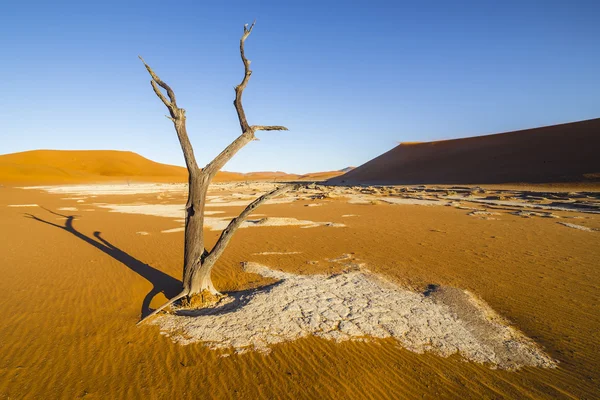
[297,168,353,181]
[330,118,600,185]
[241,171,299,181]
[0,150,189,184]
[0,149,355,185]
[0,150,300,184]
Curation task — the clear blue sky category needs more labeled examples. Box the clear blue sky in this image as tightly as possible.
[1,0,598,173]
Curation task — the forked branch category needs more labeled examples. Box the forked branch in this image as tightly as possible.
[137,184,298,325]
[139,56,178,110]
[202,21,288,181]
[139,56,200,174]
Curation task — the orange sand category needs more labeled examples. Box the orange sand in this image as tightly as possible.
[1,184,599,398]
[0,150,346,185]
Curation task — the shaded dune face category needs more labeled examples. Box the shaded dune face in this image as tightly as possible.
[331,118,600,185]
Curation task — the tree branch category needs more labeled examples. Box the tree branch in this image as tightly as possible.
[234,20,255,133]
[202,132,254,178]
[150,80,172,110]
[139,56,178,107]
[202,21,288,181]
[251,125,289,132]
[137,289,189,325]
[203,184,299,267]
[139,56,200,174]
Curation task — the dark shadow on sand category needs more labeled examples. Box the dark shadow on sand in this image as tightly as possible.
[25,207,182,318]
[173,280,284,317]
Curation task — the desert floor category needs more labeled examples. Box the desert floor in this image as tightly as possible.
[1,182,599,399]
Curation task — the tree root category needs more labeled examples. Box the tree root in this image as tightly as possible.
[181,291,226,308]
[137,290,189,326]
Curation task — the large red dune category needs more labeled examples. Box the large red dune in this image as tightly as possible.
[330,118,600,185]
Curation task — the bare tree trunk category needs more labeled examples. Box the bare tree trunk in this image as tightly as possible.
[138,22,292,323]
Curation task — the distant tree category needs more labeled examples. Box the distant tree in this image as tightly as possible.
[138,22,296,324]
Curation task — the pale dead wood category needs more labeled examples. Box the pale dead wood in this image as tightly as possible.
[137,22,294,325]
[139,56,178,107]
[234,20,256,133]
[138,56,199,175]
[203,184,299,268]
[202,21,287,181]
[136,290,188,326]
[252,125,289,132]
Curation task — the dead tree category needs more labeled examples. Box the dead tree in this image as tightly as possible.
[138,22,296,324]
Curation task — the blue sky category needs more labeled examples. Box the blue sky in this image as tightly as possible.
[1,0,598,173]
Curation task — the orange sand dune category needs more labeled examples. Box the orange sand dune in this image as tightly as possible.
[0,150,297,185]
[0,149,353,185]
[0,150,188,184]
[240,171,299,181]
[331,118,600,185]
[296,168,352,181]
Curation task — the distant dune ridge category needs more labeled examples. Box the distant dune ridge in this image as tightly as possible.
[0,149,348,184]
[8,118,595,186]
[0,150,188,183]
[330,118,600,185]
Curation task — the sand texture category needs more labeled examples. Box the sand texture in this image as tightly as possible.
[1,182,599,399]
[154,262,555,371]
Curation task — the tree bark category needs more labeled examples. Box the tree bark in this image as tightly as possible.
[138,22,292,323]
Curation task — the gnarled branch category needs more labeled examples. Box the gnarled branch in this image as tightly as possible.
[234,20,255,133]
[139,56,200,175]
[251,125,289,132]
[139,56,178,108]
[202,21,288,181]
[203,184,299,268]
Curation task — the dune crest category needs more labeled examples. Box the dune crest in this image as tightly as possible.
[0,150,350,184]
[0,150,187,184]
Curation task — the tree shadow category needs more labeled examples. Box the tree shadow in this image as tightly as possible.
[173,280,284,317]
[24,207,182,318]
